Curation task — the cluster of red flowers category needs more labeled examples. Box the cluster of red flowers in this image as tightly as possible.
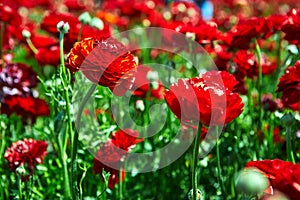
[4,139,48,180]
[246,159,300,199]
[0,62,50,121]
[93,129,143,188]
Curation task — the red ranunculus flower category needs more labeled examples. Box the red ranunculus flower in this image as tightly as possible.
[281,9,300,44]
[94,129,143,189]
[4,138,47,180]
[165,71,244,126]
[1,95,50,121]
[223,17,268,49]
[131,66,165,100]
[68,37,137,96]
[246,159,300,199]
[277,60,300,111]
[35,46,60,66]
[233,50,276,79]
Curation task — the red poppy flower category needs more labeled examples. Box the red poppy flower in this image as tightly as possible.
[4,139,47,176]
[281,9,300,44]
[246,159,300,199]
[1,95,50,121]
[94,129,143,189]
[131,66,165,100]
[165,71,244,126]
[68,37,137,96]
[277,60,300,111]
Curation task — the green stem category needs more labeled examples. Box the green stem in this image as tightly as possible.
[25,38,38,54]
[77,25,83,42]
[0,22,5,68]
[191,122,202,200]
[59,32,73,199]
[18,175,23,200]
[286,126,295,163]
[254,39,263,159]
[216,127,226,198]
[119,169,123,200]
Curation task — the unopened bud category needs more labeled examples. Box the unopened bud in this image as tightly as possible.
[146,71,159,82]
[90,17,104,30]
[135,100,145,111]
[16,165,26,176]
[22,30,31,38]
[57,21,70,34]
[236,168,269,196]
[79,12,92,25]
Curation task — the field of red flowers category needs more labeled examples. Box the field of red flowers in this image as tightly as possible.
[1,0,300,199]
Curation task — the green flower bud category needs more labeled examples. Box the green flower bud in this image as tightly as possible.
[135,100,145,111]
[90,17,104,30]
[57,21,70,34]
[79,12,92,25]
[236,168,269,196]
[16,165,26,176]
[22,30,31,38]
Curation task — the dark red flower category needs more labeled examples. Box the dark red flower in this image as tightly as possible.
[0,63,38,94]
[277,61,300,111]
[94,129,143,189]
[1,95,50,120]
[281,9,300,44]
[0,4,14,22]
[233,50,276,79]
[4,139,47,176]
[35,46,60,66]
[131,66,165,100]
[165,71,244,126]
[223,17,268,49]
[246,159,300,199]
[68,37,137,96]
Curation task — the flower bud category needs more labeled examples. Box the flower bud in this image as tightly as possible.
[79,12,92,25]
[146,71,159,82]
[235,168,269,196]
[57,21,70,34]
[16,165,26,176]
[22,29,31,38]
[135,100,145,111]
[90,17,104,30]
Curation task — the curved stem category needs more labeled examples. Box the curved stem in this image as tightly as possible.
[25,38,38,54]
[191,122,202,200]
